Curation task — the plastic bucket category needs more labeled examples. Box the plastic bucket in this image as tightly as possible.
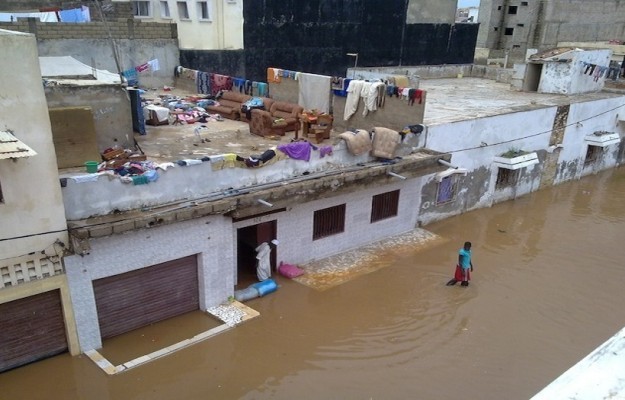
[85,161,99,173]
[252,278,278,297]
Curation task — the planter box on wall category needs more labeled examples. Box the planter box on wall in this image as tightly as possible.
[584,132,621,147]
[493,152,539,170]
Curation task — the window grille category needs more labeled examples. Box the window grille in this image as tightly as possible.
[313,204,346,240]
[495,168,519,189]
[371,190,400,222]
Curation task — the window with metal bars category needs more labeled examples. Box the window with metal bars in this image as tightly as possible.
[370,190,399,222]
[495,168,519,189]
[584,145,601,165]
[313,204,346,240]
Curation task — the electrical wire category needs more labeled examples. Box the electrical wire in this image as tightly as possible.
[445,102,625,154]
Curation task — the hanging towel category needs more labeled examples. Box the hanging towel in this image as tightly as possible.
[257,82,268,97]
[147,59,160,72]
[344,80,364,120]
[298,72,332,113]
[210,73,233,95]
[196,71,211,94]
[244,80,252,94]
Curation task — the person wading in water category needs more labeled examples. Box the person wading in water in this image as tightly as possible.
[446,241,474,287]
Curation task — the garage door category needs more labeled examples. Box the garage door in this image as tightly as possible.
[93,255,199,339]
[0,290,67,372]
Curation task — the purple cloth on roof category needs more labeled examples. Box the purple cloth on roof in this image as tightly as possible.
[277,142,312,161]
[319,146,333,157]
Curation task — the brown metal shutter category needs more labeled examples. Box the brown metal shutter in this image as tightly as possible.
[93,255,199,340]
[0,290,67,372]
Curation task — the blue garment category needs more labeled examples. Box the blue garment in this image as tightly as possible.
[59,8,86,22]
[459,249,472,269]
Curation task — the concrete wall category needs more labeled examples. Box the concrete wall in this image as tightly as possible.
[44,84,134,151]
[64,215,233,351]
[406,0,457,24]
[0,30,68,258]
[60,141,374,220]
[537,49,612,95]
[554,97,624,184]
[267,178,425,267]
[417,96,625,225]
[0,19,179,87]
[333,93,426,133]
[478,0,625,64]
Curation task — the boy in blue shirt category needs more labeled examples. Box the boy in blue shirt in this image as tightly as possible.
[446,241,474,287]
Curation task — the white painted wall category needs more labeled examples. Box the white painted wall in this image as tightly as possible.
[538,49,612,95]
[555,97,625,183]
[64,215,232,351]
[257,178,425,267]
[0,30,68,258]
[143,0,243,50]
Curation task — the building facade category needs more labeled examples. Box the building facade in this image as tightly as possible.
[0,29,80,373]
[476,0,625,63]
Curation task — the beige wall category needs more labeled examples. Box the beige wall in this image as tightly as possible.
[146,0,243,50]
[0,30,68,258]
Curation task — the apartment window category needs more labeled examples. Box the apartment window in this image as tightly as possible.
[504,27,514,35]
[584,145,602,165]
[370,190,400,223]
[177,1,190,19]
[508,6,518,14]
[313,204,346,240]
[197,1,211,20]
[133,1,151,17]
[521,1,529,5]
[494,27,498,31]
[160,1,171,18]
[0,180,3,203]
[495,168,519,189]
[517,23,524,27]
[497,6,502,10]
[436,176,456,205]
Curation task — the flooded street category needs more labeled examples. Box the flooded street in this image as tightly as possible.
[3,167,625,400]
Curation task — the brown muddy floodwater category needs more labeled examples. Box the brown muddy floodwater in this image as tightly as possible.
[3,167,625,400]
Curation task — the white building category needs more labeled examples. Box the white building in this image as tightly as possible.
[0,29,79,373]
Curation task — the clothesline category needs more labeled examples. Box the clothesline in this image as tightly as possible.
[175,66,269,97]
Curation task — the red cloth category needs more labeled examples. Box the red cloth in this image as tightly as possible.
[454,265,470,281]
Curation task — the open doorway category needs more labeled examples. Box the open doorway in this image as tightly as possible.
[236,220,277,288]
[524,63,543,92]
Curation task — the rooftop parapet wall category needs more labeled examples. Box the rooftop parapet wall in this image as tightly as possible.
[60,139,442,221]
[0,19,177,40]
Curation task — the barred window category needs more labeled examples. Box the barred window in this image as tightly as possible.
[584,145,601,165]
[371,190,399,222]
[313,204,346,240]
[495,168,519,189]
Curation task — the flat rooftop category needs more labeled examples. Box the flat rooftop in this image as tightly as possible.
[134,77,623,163]
[419,77,622,125]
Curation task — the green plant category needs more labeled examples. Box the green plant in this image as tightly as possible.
[500,148,528,158]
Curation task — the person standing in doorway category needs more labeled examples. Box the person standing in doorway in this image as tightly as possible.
[255,239,279,281]
[446,241,474,287]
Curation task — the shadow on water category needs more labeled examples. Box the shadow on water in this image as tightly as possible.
[2,168,625,400]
